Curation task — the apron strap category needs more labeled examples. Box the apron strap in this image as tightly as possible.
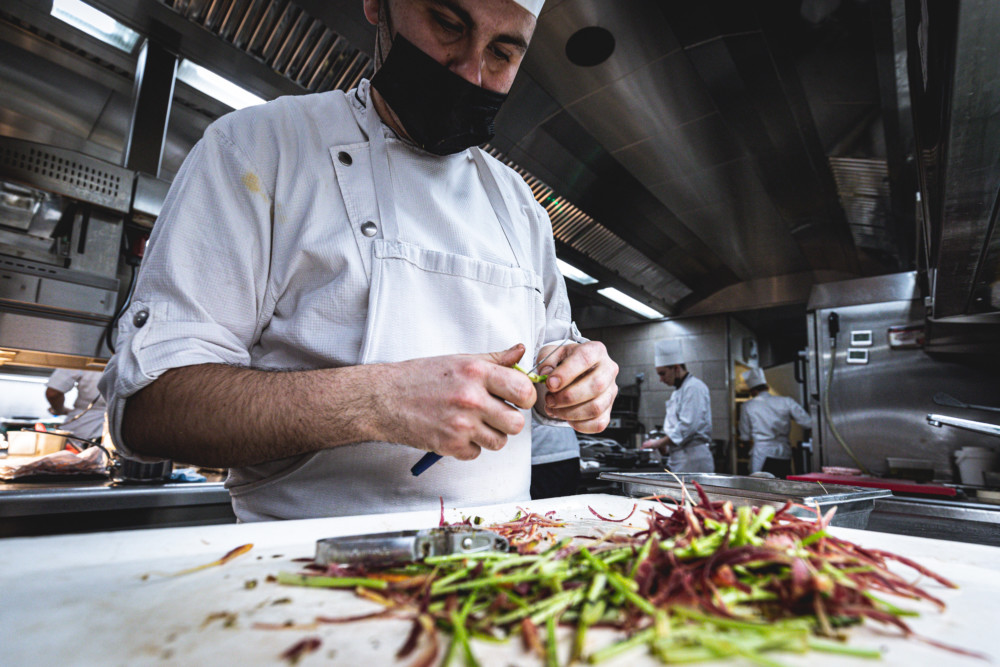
[471,148,528,269]
[363,84,527,268]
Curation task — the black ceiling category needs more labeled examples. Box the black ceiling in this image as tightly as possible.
[0,0,919,330]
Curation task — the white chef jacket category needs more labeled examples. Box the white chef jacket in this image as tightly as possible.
[738,393,811,452]
[100,81,579,519]
[663,374,712,448]
[530,414,580,466]
[47,369,106,440]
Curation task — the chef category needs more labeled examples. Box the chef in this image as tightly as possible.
[640,339,714,472]
[46,369,106,441]
[99,0,618,521]
[738,368,811,474]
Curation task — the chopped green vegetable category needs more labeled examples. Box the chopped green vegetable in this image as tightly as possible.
[513,363,548,383]
[275,481,970,666]
[275,572,387,590]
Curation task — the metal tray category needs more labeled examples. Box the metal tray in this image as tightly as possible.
[598,472,891,529]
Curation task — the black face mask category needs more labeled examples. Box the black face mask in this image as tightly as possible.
[370,33,508,156]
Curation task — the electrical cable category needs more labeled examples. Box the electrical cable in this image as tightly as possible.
[823,338,871,475]
[103,262,137,355]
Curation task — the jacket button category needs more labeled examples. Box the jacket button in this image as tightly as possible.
[133,310,149,327]
[338,151,353,166]
[360,221,378,237]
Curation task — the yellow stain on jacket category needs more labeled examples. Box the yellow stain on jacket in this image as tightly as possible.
[242,172,264,196]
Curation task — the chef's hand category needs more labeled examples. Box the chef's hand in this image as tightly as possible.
[641,436,671,455]
[380,344,537,461]
[536,341,618,433]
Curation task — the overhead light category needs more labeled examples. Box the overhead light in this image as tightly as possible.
[51,0,140,53]
[597,287,664,319]
[176,59,266,110]
[556,258,598,285]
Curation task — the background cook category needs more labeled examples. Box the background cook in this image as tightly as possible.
[641,339,714,472]
[739,367,811,474]
[100,0,618,521]
[46,369,106,442]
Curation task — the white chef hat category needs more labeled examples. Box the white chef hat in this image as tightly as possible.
[512,0,545,17]
[742,368,767,389]
[654,339,684,367]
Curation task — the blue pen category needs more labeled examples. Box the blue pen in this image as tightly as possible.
[410,452,442,476]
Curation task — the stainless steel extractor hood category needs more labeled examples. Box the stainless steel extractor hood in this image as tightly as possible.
[0,136,130,369]
[910,0,1000,338]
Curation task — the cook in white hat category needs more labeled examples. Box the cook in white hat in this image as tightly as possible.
[104,0,622,522]
[738,368,812,474]
[642,339,715,473]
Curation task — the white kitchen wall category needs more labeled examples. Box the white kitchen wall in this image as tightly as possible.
[0,372,70,420]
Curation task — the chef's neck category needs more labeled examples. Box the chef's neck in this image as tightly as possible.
[673,369,689,389]
[370,87,415,145]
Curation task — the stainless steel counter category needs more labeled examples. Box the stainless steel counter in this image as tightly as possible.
[0,479,235,537]
[868,496,1000,547]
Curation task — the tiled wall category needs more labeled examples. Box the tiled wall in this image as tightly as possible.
[583,315,741,447]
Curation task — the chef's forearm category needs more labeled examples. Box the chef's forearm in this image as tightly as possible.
[45,388,66,413]
[121,363,388,467]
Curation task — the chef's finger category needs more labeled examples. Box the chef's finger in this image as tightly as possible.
[485,365,537,409]
[546,384,617,424]
[481,398,526,438]
[544,342,613,393]
[534,341,573,372]
[565,412,613,435]
[444,441,483,461]
[485,343,527,369]
[471,422,511,453]
[544,363,616,410]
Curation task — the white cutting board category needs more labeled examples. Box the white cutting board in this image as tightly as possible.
[1,494,997,666]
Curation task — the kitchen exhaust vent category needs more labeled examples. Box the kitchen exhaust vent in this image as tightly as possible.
[829,156,894,258]
[486,147,689,311]
[158,0,373,92]
[0,137,131,213]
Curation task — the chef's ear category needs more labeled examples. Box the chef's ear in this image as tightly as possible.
[363,0,380,25]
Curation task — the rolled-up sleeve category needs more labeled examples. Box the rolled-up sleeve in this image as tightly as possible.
[100,124,273,456]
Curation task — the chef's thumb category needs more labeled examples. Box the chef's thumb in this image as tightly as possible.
[489,343,526,368]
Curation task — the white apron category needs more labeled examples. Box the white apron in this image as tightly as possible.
[666,443,715,473]
[229,92,543,520]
